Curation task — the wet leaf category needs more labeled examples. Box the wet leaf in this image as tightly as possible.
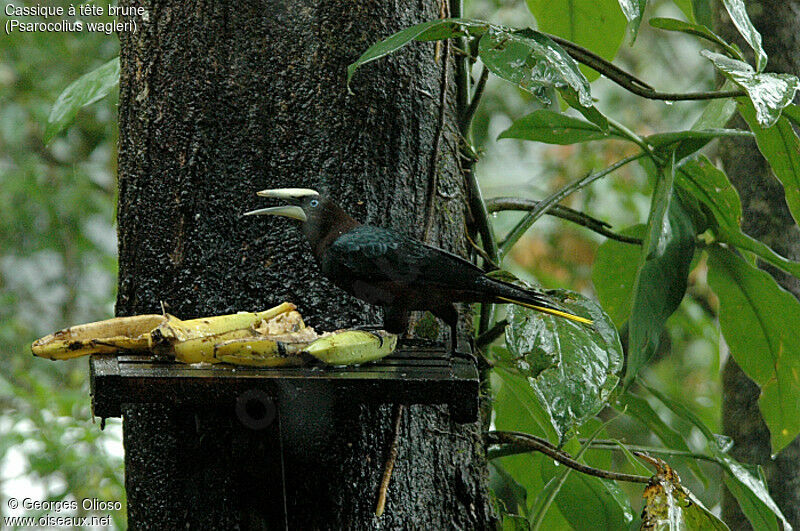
[642,383,791,530]
[592,224,647,326]
[721,0,767,71]
[479,28,592,107]
[45,57,120,144]
[498,110,612,145]
[526,0,627,80]
[739,101,800,227]
[639,456,730,530]
[707,245,800,453]
[503,290,622,440]
[702,51,799,127]
[618,0,648,42]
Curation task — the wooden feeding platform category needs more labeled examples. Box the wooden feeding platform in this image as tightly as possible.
[90,338,480,423]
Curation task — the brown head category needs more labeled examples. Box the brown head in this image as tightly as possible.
[244,188,360,259]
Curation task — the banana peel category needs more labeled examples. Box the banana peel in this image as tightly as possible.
[31,302,397,366]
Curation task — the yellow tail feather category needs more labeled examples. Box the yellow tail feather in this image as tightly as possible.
[496,296,593,325]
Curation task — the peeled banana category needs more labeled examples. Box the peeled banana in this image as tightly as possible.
[31,303,399,367]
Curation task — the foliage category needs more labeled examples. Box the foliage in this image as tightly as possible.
[349,0,799,527]
[0,1,125,527]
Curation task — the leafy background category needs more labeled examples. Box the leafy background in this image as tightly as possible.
[3,0,799,528]
[0,0,125,527]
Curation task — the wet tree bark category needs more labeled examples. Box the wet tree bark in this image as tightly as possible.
[716,1,800,528]
[115,0,492,528]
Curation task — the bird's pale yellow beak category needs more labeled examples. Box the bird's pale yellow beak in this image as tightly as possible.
[256,188,319,199]
[243,205,307,221]
[243,188,319,220]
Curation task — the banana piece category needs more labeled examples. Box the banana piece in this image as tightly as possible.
[212,328,318,367]
[32,314,164,360]
[304,330,397,366]
[214,338,305,367]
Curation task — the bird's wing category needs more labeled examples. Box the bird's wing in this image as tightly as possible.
[322,226,484,287]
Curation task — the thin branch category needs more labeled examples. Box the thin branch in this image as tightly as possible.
[460,65,489,134]
[423,19,450,242]
[499,153,646,256]
[584,440,720,465]
[475,319,507,349]
[487,431,651,484]
[376,404,405,517]
[546,33,746,101]
[465,225,500,269]
[486,197,642,245]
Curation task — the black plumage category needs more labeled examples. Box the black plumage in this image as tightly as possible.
[245,188,591,353]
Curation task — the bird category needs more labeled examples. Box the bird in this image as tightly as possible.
[244,188,592,355]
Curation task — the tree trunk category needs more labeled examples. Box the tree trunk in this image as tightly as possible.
[115,1,492,528]
[716,1,800,528]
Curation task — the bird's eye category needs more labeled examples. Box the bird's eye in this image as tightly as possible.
[310,199,319,207]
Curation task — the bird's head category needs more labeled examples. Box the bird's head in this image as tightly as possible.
[244,188,358,248]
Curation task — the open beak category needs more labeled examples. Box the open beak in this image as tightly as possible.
[242,188,319,221]
[243,205,307,221]
[256,188,319,199]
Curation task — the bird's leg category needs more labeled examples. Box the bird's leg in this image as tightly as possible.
[432,304,476,364]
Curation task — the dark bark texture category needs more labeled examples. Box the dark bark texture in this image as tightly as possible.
[115,0,492,528]
[716,1,800,528]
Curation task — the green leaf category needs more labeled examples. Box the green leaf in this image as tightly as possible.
[44,57,120,144]
[691,85,737,130]
[538,451,634,529]
[692,0,714,26]
[739,102,800,227]
[489,461,529,521]
[346,19,490,86]
[671,0,696,22]
[498,110,611,145]
[702,52,800,127]
[721,0,767,71]
[618,0,648,42]
[707,246,800,453]
[592,224,647,327]
[559,87,610,132]
[493,367,560,442]
[646,128,752,164]
[626,182,697,384]
[650,17,743,61]
[678,157,800,280]
[478,28,592,107]
[644,155,676,259]
[525,0,627,81]
[503,291,623,440]
[782,103,800,129]
[676,157,742,232]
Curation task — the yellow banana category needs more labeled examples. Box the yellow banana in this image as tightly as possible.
[31,314,164,360]
[212,328,317,367]
[304,330,397,366]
